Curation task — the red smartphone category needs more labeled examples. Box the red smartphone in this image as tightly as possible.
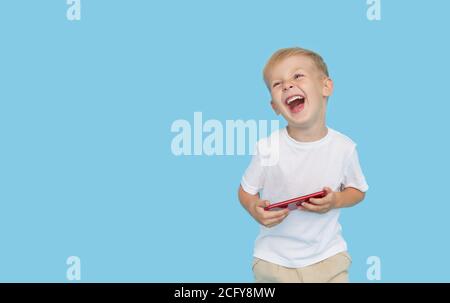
[264,190,327,211]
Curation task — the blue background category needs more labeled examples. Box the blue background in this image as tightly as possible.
[0,0,449,282]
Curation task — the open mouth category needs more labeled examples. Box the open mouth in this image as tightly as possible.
[284,95,306,113]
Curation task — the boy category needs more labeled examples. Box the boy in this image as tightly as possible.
[238,47,369,283]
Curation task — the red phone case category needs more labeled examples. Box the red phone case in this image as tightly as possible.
[264,190,327,211]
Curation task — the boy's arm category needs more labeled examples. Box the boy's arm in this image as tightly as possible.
[238,185,289,228]
[335,187,366,209]
[238,185,260,218]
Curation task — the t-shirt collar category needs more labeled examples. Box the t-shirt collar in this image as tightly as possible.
[282,126,332,148]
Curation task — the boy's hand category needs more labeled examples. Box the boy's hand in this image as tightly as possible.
[252,199,290,228]
[298,187,338,214]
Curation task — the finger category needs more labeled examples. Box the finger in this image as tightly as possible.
[263,208,289,219]
[266,221,281,228]
[312,187,333,203]
[256,200,289,219]
[264,213,289,227]
[308,198,318,204]
[255,200,271,212]
[255,206,287,220]
[309,197,327,205]
[264,217,283,227]
[301,202,327,213]
[323,186,333,194]
[268,210,289,223]
[256,200,270,207]
[309,191,333,205]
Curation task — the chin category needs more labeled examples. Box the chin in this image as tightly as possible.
[283,113,309,126]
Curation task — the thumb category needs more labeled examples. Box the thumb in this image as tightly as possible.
[258,199,270,207]
[323,186,333,194]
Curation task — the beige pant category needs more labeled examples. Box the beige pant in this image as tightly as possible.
[252,251,352,283]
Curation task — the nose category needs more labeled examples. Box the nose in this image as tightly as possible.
[282,82,294,92]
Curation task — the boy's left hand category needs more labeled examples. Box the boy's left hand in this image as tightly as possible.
[298,187,338,214]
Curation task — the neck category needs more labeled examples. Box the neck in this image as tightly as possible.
[286,123,328,142]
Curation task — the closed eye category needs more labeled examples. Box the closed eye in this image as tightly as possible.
[272,82,280,88]
[294,73,304,80]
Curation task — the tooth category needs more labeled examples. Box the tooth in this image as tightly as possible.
[287,96,302,104]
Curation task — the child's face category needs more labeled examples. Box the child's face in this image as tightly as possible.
[267,55,333,129]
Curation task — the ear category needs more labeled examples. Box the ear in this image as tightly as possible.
[271,100,281,115]
[322,77,334,98]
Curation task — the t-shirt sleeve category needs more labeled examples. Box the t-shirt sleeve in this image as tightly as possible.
[240,146,266,195]
[341,146,369,192]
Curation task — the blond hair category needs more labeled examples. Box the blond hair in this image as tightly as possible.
[263,47,329,89]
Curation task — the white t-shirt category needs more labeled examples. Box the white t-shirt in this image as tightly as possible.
[241,126,369,268]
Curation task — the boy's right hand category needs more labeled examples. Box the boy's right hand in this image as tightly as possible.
[251,199,290,228]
